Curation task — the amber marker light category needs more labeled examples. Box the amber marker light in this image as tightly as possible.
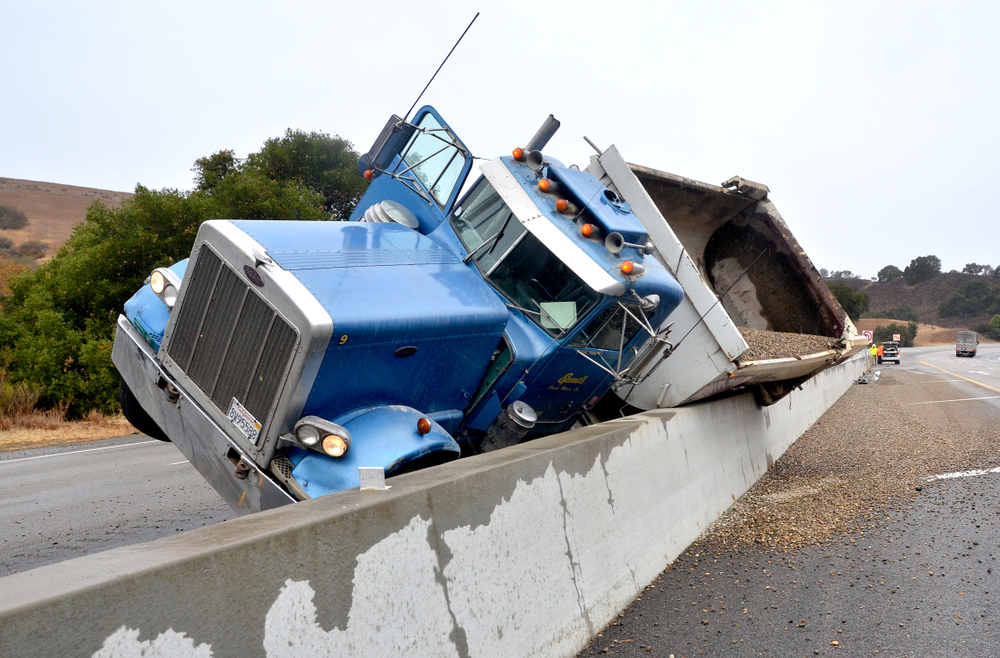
[363,169,373,181]
[537,178,552,192]
[322,434,349,458]
[621,260,635,275]
[556,199,569,213]
[417,418,432,435]
[581,223,596,237]
[512,147,525,161]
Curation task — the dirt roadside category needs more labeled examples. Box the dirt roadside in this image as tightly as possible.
[0,417,141,454]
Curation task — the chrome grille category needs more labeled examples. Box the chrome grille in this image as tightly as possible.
[166,246,298,431]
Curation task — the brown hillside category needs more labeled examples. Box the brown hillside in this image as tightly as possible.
[0,178,133,260]
[826,273,994,327]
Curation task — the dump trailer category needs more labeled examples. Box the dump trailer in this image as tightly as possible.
[112,108,686,514]
[585,146,867,408]
[956,331,978,357]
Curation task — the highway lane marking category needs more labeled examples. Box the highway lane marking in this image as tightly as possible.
[0,440,159,465]
[919,361,1000,394]
[168,460,190,465]
[903,379,965,384]
[932,466,1000,481]
[910,396,1000,405]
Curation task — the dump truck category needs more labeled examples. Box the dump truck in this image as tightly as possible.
[112,107,686,514]
[956,330,978,357]
[584,146,867,409]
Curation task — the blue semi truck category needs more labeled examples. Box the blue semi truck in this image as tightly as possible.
[112,107,685,513]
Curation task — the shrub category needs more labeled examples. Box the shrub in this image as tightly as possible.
[14,240,48,259]
[0,204,28,230]
[868,304,919,322]
[873,321,918,348]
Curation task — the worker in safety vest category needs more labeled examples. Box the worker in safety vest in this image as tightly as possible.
[876,343,884,363]
[869,343,877,364]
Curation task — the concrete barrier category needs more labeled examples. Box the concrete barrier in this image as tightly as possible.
[0,354,868,658]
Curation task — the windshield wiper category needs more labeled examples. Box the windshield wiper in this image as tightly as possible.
[462,212,513,264]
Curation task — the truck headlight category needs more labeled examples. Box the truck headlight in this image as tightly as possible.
[293,416,352,458]
[149,267,182,309]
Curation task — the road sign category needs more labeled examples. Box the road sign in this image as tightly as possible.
[893,333,901,341]
[863,330,873,343]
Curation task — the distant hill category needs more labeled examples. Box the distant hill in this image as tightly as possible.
[825,272,995,328]
[0,178,133,260]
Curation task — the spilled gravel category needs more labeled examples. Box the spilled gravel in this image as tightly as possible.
[738,328,838,362]
[703,368,1000,551]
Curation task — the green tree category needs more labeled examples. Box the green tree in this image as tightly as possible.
[0,130,365,415]
[828,283,870,322]
[877,265,903,283]
[870,304,919,322]
[196,129,369,220]
[938,281,1000,319]
[903,255,941,284]
[963,263,986,275]
[873,321,918,348]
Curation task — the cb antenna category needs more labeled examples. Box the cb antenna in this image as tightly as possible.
[403,12,479,122]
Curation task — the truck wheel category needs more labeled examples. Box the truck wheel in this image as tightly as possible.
[119,381,170,442]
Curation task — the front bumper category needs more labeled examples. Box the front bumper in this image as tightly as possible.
[112,314,296,515]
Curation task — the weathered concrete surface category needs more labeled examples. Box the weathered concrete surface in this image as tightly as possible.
[0,354,867,658]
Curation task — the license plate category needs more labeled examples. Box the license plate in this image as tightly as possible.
[227,398,262,444]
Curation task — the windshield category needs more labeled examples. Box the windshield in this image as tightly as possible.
[570,301,650,351]
[399,113,466,206]
[452,178,601,335]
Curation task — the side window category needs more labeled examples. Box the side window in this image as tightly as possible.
[400,114,465,206]
[571,303,649,350]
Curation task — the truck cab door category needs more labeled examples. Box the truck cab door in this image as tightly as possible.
[520,300,653,431]
[350,106,474,234]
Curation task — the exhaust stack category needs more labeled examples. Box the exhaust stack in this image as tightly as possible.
[525,114,561,152]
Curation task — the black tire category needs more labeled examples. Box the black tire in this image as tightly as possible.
[119,380,170,442]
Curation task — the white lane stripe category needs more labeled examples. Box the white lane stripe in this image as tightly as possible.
[933,466,1000,481]
[168,460,190,465]
[0,440,158,464]
[910,396,1000,405]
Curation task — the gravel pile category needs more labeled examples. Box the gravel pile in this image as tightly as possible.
[695,367,1000,551]
[738,327,837,362]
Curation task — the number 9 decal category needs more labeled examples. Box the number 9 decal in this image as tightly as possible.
[339,334,349,345]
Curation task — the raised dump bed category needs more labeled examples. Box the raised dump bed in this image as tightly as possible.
[587,147,867,408]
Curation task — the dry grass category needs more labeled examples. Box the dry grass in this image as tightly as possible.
[0,376,136,453]
[0,411,136,453]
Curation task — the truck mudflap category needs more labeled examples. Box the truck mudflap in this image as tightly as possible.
[112,315,296,515]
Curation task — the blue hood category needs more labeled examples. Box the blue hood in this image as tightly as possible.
[232,221,509,420]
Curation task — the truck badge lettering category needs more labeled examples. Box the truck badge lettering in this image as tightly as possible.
[558,373,588,386]
[243,265,264,287]
[227,397,262,443]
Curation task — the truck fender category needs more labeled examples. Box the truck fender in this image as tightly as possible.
[287,405,461,498]
[123,259,189,351]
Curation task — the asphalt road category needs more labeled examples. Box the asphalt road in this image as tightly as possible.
[0,436,235,577]
[578,344,1000,658]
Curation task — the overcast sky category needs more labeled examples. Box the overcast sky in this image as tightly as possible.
[2,1,997,278]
